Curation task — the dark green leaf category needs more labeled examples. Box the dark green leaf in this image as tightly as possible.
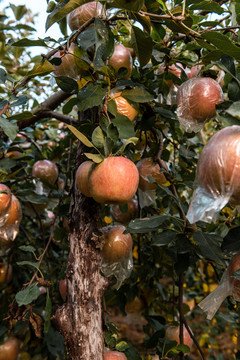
[55,76,78,93]
[225,101,240,118]
[190,1,224,14]
[46,0,78,30]
[152,230,177,246]
[94,19,114,70]
[127,215,168,234]
[193,231,224,265]
[130,26,153,67]
[222,226,240,253]
[17,261,40,270]
[107,0,144,11]
[77,27,96,51]
[78,83,106,111]
[8,111,33,121]
[112,114,135,139]
[44,291,52,333]
[10,3,27,20]
[11,38,47,47]
[0,69,7,83]
[11,95,28,107]
[202,32,240,59]
[16,284,40,306]
[19,245,36,253]
[0,118,18,141]
[122,87,154,102]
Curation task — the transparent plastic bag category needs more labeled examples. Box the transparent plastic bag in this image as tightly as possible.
[198,254,240,320]
[176,77,223,132]
[0,184,12,227]
[187,126,240,224]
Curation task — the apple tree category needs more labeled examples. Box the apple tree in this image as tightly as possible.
[1,1,240,360]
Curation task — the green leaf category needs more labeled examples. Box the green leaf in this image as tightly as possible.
[225,101,240,119]
[116,341,129,352]
[112,114,135,139]
[8,111,33,121]
[44,291,52,333]
[107,0,144,11]
[46,0,84,30]
[122,87,154,103]
[26,193,49,204]
[11,38,47,47]
[94,19,114,70]
[115,137,138,155]
[84,153,103,163]
[222,226,240,253]
[130,26,153,67]
[17,261,40,271]
[67,125,94,147]
[77,27,96,51]
[127,215,168,234]
[16,284,40,306]
[193,231,224,265]
[107,123,119,144]
[0,118,18,141]
[19,245,36,253]
[202,32,240,59]
[10,3,27,20]
[27,60,55,77]
[152,230,177,246]
[0,69,7,83]
[190,1,224,14]
[78,83,106,112]
[55,76,79,93]
[92,126,105,148]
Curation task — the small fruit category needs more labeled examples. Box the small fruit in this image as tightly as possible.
[53,43,83,79]
[75,161,93,197]
[101,225,133,263]
[59,278,67,301]
[108,44,133,79]
[104,350,127,360]
[0,184,11,225]
[32,160,59,185]
[0,337,20,360]
[5,195,22,228]
[136,157,167,191]
[165,324,193,348]
[197,126,240,205]
[110,92,138,122]
[110,199,138,224]
[176,77,223,124]
[0,263,12,283]
[67,1,102,31]
[88,156,139,204]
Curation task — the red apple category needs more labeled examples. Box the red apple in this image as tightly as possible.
[104,350,127,360]
[53,43,84,79]
[88,156,139,204]
[0,184,11,227]
[136,157,167,191]
[110,199,138,224]
[101,225,133,263]
[0,263,12,283]
[188,65,224,87]
[165,324,193,348]
[67,1,102,31]
[176,77,223,124]
[108,44,133,79]
[32,160,59,185]
[158,62,189,87]
[197,126,240,205]
[109,92,138,122]
[59,278,67,301]
[75,161,93,197]
[4,195,22,228]
[0,337,20,360]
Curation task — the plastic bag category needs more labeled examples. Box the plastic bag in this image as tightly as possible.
[187,126,240,224]
[0,184,12,227]
[100,225,133,289]
[198,254,240,320]
[176,77,223,132]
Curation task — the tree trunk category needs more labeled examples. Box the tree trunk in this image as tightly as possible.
[53,141,108,360]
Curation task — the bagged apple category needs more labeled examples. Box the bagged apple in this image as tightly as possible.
[176,77,223,132]
[0,184,12,227]
[100,225,133,289]
[187,126,240,224]
[198,254,240,320]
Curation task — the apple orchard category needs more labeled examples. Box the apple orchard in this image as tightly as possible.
[2,0,240,359]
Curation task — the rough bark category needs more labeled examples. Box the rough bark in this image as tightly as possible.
[52,141,108,360]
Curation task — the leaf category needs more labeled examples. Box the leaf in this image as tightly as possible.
[27,60,55,77]
[130,26,153,67]
[16,284,40,306]
[55,76,79,93]
[94,19,114,70]
[107,0,144,11]
[116,341,129,352]
[11,95,28,107]
[122,87,154,102]
[77,27,96,51]
[84,153,103,163]
[8,111,33,121]
[10,3,27,20]
[225,101,240,119]
[67,125,94,147]
[0,69,7,83]
[127,215,168,234]
[11,38,48,47]
[222,226,240,253]
[115,137,138,155]
[77,83,106,112]
[190,1,224,14]
[112,114,135,139]
[152,230,177,246]
[26,193,49,204]
[46,0,84,30]
[92,126,105,148]
[17,261,40,271]
[44,291,52,333]
[19,245,36,253]
[0,118,18,141]
[193,231,224,265]
[202,32,240,59]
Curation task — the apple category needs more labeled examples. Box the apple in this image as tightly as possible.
[4,194,22,228]
[197,126,240,205]
[165,324,193,348]
[228,254,240,299]
[136,157,167,191]
[32,160,59,185]
[75,161,93,197]
[125,296,144,314]
[88,156,139,204]
[101,225,133,263]
[0,337,20,360]
[104,350,127,360]
[67,1,102,31]
[0,263,12,283]
[188,65,224,87]
[176,77,223,124]
[109,92,138,122]
[0,184,11,227]
[108,44,133,79]
[59,278,67,301]
[110,199,138,224]
[53,43,83,79]
[158,62,190,87]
